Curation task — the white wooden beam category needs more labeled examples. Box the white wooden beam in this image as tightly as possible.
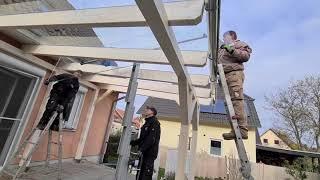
[100,84,212,105]
[176,122,190,180]
[75,89,100,161]
[96,90,113,104]
[135,1,198,179]
[89,75,210,98]
[0,0,204,29]
[22,45,207,67]
[61,63,210,87]
[0,40,98,90]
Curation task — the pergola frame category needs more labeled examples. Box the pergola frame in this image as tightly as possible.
[0,0,220,179]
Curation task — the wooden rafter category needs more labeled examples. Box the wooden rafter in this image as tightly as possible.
[0,0,204,29]
[23,45,208,67]
[61,63,210,87]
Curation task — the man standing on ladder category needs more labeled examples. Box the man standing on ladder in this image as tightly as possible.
[219,30,252,140]
[131,106,161,180]
[19,71,81,167]
[37,71,81,130]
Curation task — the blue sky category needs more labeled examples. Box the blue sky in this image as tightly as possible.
[68,0,320,133]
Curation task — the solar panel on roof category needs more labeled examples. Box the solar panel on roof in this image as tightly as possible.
[200,99,227,114]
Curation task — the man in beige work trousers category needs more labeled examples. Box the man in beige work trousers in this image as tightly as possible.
[219,30,252,140]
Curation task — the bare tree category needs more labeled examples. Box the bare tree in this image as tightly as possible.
[303,76,320,151]
[265,81,310,150]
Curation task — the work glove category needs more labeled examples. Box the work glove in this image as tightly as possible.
[137,150,143,157]
[220,44,234,54]
[44,79,50,85]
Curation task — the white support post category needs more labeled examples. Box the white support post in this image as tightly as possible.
[75,89,100,161]
[176,122,190,180]
[188,102,200,180]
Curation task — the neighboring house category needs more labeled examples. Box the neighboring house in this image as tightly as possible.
[260,129,292,150]
[137,87,261,167]
[257,130,320,170]
[111,108,141,134]
[0,0,118,169]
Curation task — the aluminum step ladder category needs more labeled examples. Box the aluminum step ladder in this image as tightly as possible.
[1,105,64,180]
[217,64,254,180]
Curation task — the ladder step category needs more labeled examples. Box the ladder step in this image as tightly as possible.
[48,154,59,158]
[49,141,59,145]
[26,141,38,145]
[1,169,14,177]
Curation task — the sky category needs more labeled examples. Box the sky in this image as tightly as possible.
[68,0,320,133]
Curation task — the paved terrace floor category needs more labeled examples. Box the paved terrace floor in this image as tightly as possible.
[0,161,135,180]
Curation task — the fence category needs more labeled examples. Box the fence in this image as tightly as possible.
[164,149,320,180]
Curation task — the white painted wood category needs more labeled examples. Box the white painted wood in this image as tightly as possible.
[23,45,208,67]
[75,89,100,160]
[85,75,210,98]
[188,130,198,180]
[61,63,210,87]
[101,84,179,101]
[176,123,190,180]
[100,84,212,105]
[96,90,113,104]
[189,103,199,179]
[0,40,98,90]
[0,0,204,29]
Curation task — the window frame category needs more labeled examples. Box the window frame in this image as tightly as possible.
[263,139,268,144]
[274,140,280,145]
[63,86,87,130]
[209,139,222,156]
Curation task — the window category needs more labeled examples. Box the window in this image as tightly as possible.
[274,140,280,145]
[210,140,221,156]
[263,139,268,143]
[0,63,40,167]
[63,86,87,130]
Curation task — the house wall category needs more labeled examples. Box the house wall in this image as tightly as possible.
[0,35,118,163]
[260,130,291,149]
[159,118,257,164]
[83,90,117,157]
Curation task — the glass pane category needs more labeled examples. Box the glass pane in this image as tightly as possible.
[3,75,34,119]
[0,118,20,166]
[210,141,221,156]
[0,65,36,166]
[0,68,18,116]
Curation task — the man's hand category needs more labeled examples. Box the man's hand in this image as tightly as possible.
[44,79,50,85]
[137,150,142,157]
[221,44,234,54]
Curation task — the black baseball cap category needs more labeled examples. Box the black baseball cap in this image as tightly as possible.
[146,106,157,116]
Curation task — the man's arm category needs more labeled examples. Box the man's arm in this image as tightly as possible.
[139,123,160,153]
[231,43,252,62]
[49,73,71,82]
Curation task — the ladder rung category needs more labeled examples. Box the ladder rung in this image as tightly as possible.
[2,169,14,176]
[48,154,59,158]
[26,141,38,145]
[49,141,59,145]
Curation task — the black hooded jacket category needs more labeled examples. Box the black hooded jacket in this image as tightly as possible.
[131,116,161,159]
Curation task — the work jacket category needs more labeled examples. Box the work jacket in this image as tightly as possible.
[131,116,161,159]
[219,40,252,73]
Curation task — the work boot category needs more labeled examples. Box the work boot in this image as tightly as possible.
[223,128,248,140]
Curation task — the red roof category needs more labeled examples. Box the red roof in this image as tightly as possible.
[114,108,141,128]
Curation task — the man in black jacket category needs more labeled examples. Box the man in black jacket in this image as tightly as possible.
[131,106,161,180]
[37,71,81,131]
